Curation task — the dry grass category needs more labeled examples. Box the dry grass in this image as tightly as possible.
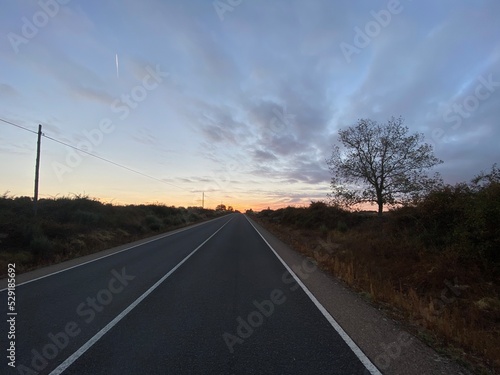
[254,218,500,374]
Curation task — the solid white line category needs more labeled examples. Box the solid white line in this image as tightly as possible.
[245,215,382,375]
[49,216,233,375]
[0,214,232,292]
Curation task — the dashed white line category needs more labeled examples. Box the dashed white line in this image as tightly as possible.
[49,217,233,375]
[0,215,231,292]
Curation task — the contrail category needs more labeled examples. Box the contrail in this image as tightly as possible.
[115,53,119,78]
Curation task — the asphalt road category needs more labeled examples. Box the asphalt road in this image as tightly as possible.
[1,214,380,374]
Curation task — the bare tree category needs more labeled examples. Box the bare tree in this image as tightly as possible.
[327,117,442,215]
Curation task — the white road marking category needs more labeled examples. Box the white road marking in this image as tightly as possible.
[245,215,383,375]
[48,216,233,375]
[0,215,231,292]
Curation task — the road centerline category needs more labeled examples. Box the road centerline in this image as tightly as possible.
[0,215,230,291]
[48,216,234,375]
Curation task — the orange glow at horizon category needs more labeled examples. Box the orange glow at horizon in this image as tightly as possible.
[17,188,384,214]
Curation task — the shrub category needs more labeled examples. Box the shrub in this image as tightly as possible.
[164,214,186,227]
[144,214,163,231]
[188,212,200,223]
[337,220,348,233]
[30,234,52,260]
[72,210,101,226]
[319,223,328,235]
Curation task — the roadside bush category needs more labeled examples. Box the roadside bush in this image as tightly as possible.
[72,210,102,226]
[464,181,500,263]
[163,214,186,227]
[0,195,227,276]
[336,220,348,233]
[408,181,500,263]
[30,234,52,260]
[144,214,163,231]
[188,212,201,223]
[260,201,350,231]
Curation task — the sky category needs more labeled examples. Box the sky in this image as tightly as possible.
[1,0,499,211]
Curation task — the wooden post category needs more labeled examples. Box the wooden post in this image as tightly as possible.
[34,124,42,216]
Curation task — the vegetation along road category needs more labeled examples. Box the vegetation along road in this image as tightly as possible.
[0,214,475,374]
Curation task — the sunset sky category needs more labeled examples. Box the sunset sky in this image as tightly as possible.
[1,0,499,211]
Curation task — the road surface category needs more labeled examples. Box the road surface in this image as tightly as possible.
[1,214,380,374]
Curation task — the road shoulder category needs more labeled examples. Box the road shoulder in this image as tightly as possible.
[247,216,472,375]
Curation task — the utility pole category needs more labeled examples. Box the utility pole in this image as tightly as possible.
[34,124,42,216]
[202,191,204,209]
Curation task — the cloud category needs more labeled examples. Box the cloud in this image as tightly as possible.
[130,128,158,146]
[0,84,19,98]
[69,85,115,105]
[2,0,500,207]
[0,137,34,155]
[253,149,278,162]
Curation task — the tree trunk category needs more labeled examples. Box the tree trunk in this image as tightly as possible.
[376,188,384,216]
[377,201,383,216]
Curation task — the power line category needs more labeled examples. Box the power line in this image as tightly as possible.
[0,118,39,134]
[2,117,186,191]
[41,134,185,190]
[2,117,229,204]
